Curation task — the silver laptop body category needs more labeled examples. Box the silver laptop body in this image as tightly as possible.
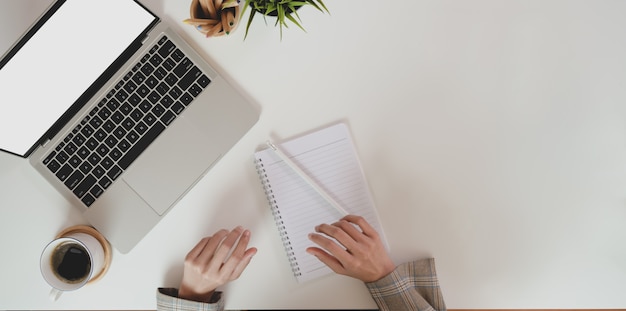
[0,0,259,253]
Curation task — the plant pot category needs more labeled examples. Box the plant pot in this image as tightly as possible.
[187,0,241,37]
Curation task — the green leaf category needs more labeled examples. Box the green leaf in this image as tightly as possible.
[244,6,257,40]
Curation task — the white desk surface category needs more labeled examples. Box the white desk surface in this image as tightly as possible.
[1,0,626,309]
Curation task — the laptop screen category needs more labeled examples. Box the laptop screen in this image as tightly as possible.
[0,0,156,157]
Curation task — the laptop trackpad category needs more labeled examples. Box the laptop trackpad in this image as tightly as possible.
[122,119,221,216]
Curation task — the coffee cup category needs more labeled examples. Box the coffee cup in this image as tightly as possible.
[40,232,105,301]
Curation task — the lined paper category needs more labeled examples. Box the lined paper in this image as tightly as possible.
[254,123,387,282]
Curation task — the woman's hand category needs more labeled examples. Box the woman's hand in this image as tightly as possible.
[178,226,257,302]
[307,215,395,283]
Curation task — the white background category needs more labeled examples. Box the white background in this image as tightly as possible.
[0,0,625,309]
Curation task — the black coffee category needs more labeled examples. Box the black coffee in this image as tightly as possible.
[51,243,91,284]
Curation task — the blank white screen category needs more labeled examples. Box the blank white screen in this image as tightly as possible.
[0,0,155,156]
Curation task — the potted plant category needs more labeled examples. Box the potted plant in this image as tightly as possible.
[241,0,329,39]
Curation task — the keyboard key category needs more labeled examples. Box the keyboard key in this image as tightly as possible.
[161,111,176,125]
[56,164,73,181]
[85,137,99,150]
[158,40,175,58]
[137,85,150,97]
[82,194,96,207]
[127,130,139,144]
[178,66,201,90]
[104,135,118,148]
[188,83,203,97]
[169,86,183,99]
[63,142,78,155]
[152,104,165,117]
[145,76,158,88]
[108,165,122,180]
[156,82,169,96]
[47,159,61,173]
[130,108,144,122]
[55,150,69,164]
[68,155,81,168]
[172,102,185,115]
[171,48,184,62]
[140,63,154,76]
[99,176,112,189]
[174,57,193,77]
[79,161,93,175]
[117,139,131,153]
[88,153,102,166]
[94,129,107,141]
[154,67,167,80]
[122,117,135,131]
[91,185,104,199]
[163,58,176,71]
[110,148,123,161]
[143,113,157,126]
[77,146,90,159]
[89,115,103,129]
[96,144,110,157]
[80,124,94,138]
[134,121,148,135]
[132,71,146,85]
[101,157,114,170]
[111,111,124,124]
[161,94,174,108]
[113,126,126,140]
[65,171,84,190]
[72,133,86,146]
[102,120,116,132]
[149,54,163,67]
[118,122,165,170]
[180,93,194,106]
[98,107,111,120]
[197,74,211,87]
[107,98,121,111]
[43,151,56,165]
[74,175,96,198]
[147,91,161,104]
[120,102,133,114]
[93,165,106,179]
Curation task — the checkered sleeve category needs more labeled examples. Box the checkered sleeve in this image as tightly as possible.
[365,258,446,311]
[157,288,224,311]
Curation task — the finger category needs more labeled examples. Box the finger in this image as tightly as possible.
[209,226,244,270]
[308,232,352,263]
[196,229,229,264]
[343,215,380,240]
[220,229,252,274]
[229,247,257,280]
[333,220,368,244]
[315,223,358,252]
[306,246,346,275]
[185,237,210,261]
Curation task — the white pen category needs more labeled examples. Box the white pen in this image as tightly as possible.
[266,140,349,216]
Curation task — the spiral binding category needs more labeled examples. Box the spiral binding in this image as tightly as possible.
[254,158,302,277]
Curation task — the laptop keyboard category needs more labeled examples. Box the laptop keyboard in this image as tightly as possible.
[42,35,211,207]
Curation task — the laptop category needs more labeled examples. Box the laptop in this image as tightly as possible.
[0,0,259,253]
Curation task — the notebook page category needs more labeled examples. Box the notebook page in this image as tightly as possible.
[254,123,386,282]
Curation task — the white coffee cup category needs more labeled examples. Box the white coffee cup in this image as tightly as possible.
[40,232,105,301]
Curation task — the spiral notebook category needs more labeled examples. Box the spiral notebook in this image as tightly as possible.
[254,123,387,283]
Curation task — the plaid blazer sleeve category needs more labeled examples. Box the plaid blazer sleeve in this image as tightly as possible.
[365,258,446,311]
[156,288,224,311]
